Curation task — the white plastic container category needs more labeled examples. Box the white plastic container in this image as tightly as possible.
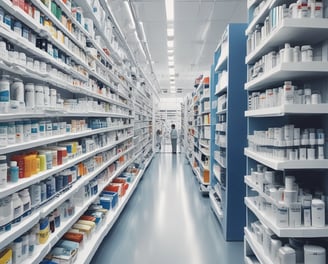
[19,189,31,218]
[278,246,296,264]
[0,196,13,226]
[12,193,23,226]
[311,199,325,227]
[25,83,35,109]
[35,85,44,108]
[11,79,24,103]
[0,77,10,113]
[0,155,7,188]
[304,245,325,264]
[12,237,22,264]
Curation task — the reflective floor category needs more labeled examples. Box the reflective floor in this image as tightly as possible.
[90,153,243,264]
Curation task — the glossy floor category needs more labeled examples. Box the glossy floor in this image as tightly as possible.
[91,153,244,264]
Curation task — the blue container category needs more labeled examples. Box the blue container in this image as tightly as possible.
[100,191,118,210]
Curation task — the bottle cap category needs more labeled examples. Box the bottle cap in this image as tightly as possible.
[10,161,17,167]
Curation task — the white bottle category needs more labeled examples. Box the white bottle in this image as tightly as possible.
[0,155,7,188]
[28,230,36,256]
[21,234,28,258]
[278,246,296,264]
[311,199,325,227]
[12,237,23,264]
[12,193,23,226]
[19,189,31,218]
[0,196,13,226]
[304,245,326,264]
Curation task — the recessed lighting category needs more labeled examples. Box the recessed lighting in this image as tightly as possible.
[169,68,175,75]
[167,40,174,48]
[124,1,135,29]
[167,28,174,37]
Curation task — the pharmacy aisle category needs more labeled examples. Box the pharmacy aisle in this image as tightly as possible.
[91,153,243,264]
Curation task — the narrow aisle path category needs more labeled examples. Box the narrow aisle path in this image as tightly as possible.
[91,154,243,264]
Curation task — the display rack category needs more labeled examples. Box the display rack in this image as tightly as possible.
[244,1,328,262]
[0,0,154,261]
[209,23,247,241]
[189,77,211,194]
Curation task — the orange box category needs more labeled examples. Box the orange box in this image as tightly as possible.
[203,170,210,184]
[112,178,129,191]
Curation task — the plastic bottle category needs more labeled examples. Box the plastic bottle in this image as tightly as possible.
[0,76,10,113]
[29,184,41,207]
[0,196,13,228]
[15,121,24,143]
[28,230,36,256]
[19,189,31,218]
[12,237,22,264]
[21,234,28,258]
[0,156,7,188]
[9,161,19,183]
[25,83,35,109]
[7,121,16,145]
[0,123,8,147]
[12,193,23,227]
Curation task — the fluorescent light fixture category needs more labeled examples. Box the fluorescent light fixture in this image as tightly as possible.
[167,40,174,48]
[168,55,174,61]
[124,1,135,29]
[167,28,174,37]
[165,0,174,22]
[139,22,147,42]
[168,61,174,66]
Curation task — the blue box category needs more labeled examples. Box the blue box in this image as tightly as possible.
[100,191,118,210]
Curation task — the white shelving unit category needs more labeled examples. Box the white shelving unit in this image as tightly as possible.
[0,0,155,261]
[244,0,328,261]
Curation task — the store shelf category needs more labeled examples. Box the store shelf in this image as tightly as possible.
[215,54,228,72]
[245,62,328,91]
[0,125,133,155]
[74,157,152,264]
[244,148,328,170]
[215,84,227,96]
[246,0,286,35]
[246,18,328,64]
[0,212,39,250]
[247,0,261,9]
[195,155,209,171]
[209,189,224,224]
[244,228,274,264]
[201,110,211,115]
[214,156,226,169]
[0,135,133,199]
[216,109,227,115]
[40,146,134,218]
[192,167,208,186]
[245,197,328,237]
[245,104,328,117]
[20,155,135,264]
[213,166,221,183]
[199,147,210,156]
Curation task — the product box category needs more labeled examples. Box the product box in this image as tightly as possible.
[0,248,12,264]
[100,191,118,209]
[112,178,129,190]
[47,240,79,264]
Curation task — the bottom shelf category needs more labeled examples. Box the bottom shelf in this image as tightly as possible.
[244,227,273,264]
[75,154,154,264]
[209,189,223,225]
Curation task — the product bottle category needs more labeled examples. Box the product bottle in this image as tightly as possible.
[29,184,41,207]
[0,155,7,188]
[0,196,13,228]
[0,75,10,113]
[12,237,22,264]
[28,230,36,256]
[9,161,19,183]
[19,189,31,218]
[303,199,312,227]
[12,193,23,227]
[21,234,28,258]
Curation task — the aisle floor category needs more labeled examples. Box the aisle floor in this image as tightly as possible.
[91,153,243,264]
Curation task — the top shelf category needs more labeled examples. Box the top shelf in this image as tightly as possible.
[246,0,287,35]
[215,54,228,72]
[246,18,328,64]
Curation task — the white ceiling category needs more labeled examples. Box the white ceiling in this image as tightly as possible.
[109,0,247,97]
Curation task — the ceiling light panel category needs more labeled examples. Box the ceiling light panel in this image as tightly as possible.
[167,40,174,48]
[165,0,174,22]
[167,28,174,37]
